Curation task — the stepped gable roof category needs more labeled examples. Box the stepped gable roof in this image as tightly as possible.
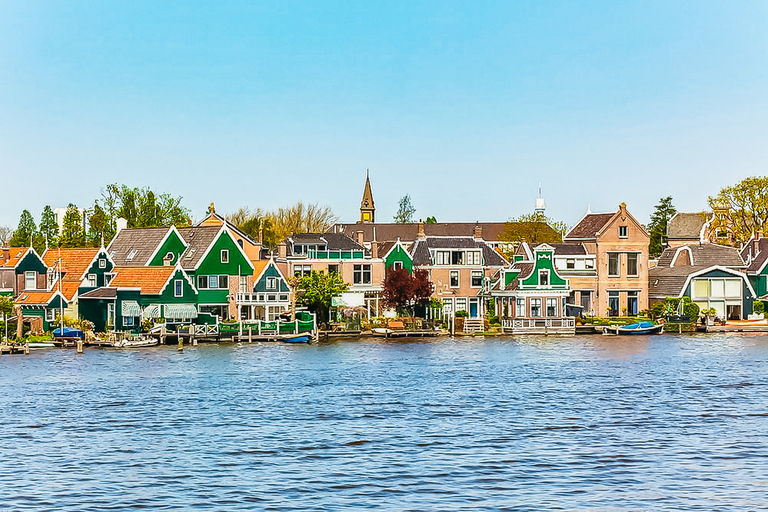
[79,287,117,299]
[330,222,549,243]
[107,227,172,267]
[176,225,224,268]
[0,247,32,268]
[287,232,365,254]
[109,266,178,294]
[408,236,509,267]
[551,243,587,256]
[656,244,745,269]
[565,213,615,240]
[741,238,768,273]
[667,212,708,241]
[42,248,100,280]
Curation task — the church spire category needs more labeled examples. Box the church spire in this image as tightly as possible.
[360,169,375,223]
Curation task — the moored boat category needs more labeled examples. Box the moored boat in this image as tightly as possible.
[112,336,159,348]
[602,321,664,335]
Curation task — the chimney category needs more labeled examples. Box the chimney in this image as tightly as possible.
[417,220,425,239]
[356,230,364,246]
[277,242,287,259]
[754,232,761,255]
[163,254,173,266]
[371,240,378,259]
[474,223,483,240]
[115,217,128,234]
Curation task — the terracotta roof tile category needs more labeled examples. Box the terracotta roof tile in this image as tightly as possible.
[0,247,31,268]
[15,290,59,305]
[42,248,100,279]
[109,266,177,295]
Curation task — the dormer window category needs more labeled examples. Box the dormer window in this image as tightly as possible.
[619,226,628,238]
[25,271,36,290]
[221,249,229,264]
[539,269,549,286]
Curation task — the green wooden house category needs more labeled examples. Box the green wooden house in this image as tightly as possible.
[238,258,291,321]
[381,239,413,273]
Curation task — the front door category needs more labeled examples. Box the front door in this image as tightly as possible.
[470,300,478,318]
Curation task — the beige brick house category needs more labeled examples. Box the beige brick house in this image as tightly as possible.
[560,203,650,316]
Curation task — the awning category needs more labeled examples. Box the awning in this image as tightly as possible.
[121,300,141,317]
[164,304,198,319]
[332,292,366,308]
[142,304,161,319]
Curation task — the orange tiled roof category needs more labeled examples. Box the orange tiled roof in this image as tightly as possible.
[0,247,31,268]
[42,248,100,279]
[109,266,177,295]
[15,290,58,305]
[251,260,270,279]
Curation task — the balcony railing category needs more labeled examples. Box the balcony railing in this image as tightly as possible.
[501,317,575,335]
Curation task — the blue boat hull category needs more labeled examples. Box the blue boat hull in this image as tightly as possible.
[603,322,664,335]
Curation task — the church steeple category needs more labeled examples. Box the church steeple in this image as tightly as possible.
[360,170,375,223]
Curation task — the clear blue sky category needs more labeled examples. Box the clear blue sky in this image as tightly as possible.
[1,1,767,230]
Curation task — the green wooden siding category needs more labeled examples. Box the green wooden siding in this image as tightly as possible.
[254,264,290,293]
[385,244,413,273]
[139,270,198,306]
[520,248,568,289]
[193,232,253,306]
[84,250,115,287]
[16,251,47,275]
[150,230,187,266]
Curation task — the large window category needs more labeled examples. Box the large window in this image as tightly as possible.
[197,275,229,289]
[354,264,371,284]
[87,273,97,287]
[45,309,55,322]
[546,298,558,316]
[530,298,541,317]
[627,291,638,315]
[294,265,312,277]
[539,270,549,286]
[456,298,467,312]
[471,270,483,287]
[451,251,464,265]
[627,253,639,276]
[24,271,36,290]
[516,297,525,316]
[239,276,249,293]
[450,270,459,288]
[608,291,619,316]
[608,253,620,277]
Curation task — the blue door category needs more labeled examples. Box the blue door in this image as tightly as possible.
[470,300,478,318]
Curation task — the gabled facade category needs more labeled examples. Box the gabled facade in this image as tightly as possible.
[279,232,385,317]
[0,246,47,295]
[650,243,753,320]
[409,234,509,320]
[41,247,115,320]
[490,243,574,334]
[237,258,291,321]
[15,290,69,332]
[563,203,649,316]
[382,239,413,273]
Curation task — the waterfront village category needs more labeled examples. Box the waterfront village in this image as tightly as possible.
[1,173,767,351]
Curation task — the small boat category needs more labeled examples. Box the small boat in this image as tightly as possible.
[602,322,664,335]
[53,327,85,340]
[27,342,56,349]
[113,336,159,348]
[371,327,391,337]
[283,335,310,343]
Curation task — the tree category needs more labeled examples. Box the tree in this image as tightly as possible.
[60,204,86,247]
[647,196,676,258]
[425,216,437,224]
[381,268,434,317]
[39,205,58,250]
[267,201,338,241]
[87,201,111,246]
[296,270,348,324]
[709,176,768,247]
[9,210,36,247]
[393,194,416,224]
[498,213,565,259]
[227,207,280,249]
[0,225,13,247]
[101,183,191,232]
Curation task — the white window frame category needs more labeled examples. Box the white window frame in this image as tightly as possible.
[530,298,542,317]
[393,261,403,270]
[627,252,639,277]
[221,249,229,264]
[619,226,628,238]
[608,253,620,277]
[174,279,183,297]
[546,298,558,317]
[470,270,483,288]
[45,308,55,322]
[24,271,36,290]
[87,273,97,287]
[99,258,106,269]
[450,270,460,288]
[353,264,372,285]
[266,276,277,290]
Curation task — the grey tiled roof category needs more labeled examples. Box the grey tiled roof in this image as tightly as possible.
[287,232,365,254]
[79,287,117,299]
[107,227,172,267]
[565,213,614,240]
[656,243,745,269]
[741,238,768,273]
[492,262,534,292]
[176,226,223,269]
[329,222,559,243]
[551,243,588,256]
[667,212,708,241]
[409,237,509,267]
[648,266,695,298]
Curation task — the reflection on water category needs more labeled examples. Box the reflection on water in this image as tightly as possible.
[1,334,767,511]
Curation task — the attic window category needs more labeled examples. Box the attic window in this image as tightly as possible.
[126,249,138,262]
[99,258,106,269]
[619,226,628,238]
[185,249,196,259]
[221,249,229,264]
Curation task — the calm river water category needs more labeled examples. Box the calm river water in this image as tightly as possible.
[1,334,767,511]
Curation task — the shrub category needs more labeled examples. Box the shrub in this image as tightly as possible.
[754,300,765,315]
[455,310,468,318]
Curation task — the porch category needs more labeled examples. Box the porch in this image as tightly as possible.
[501,317,575,335]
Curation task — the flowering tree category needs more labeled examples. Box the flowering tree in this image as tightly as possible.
[381,268,434,317]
